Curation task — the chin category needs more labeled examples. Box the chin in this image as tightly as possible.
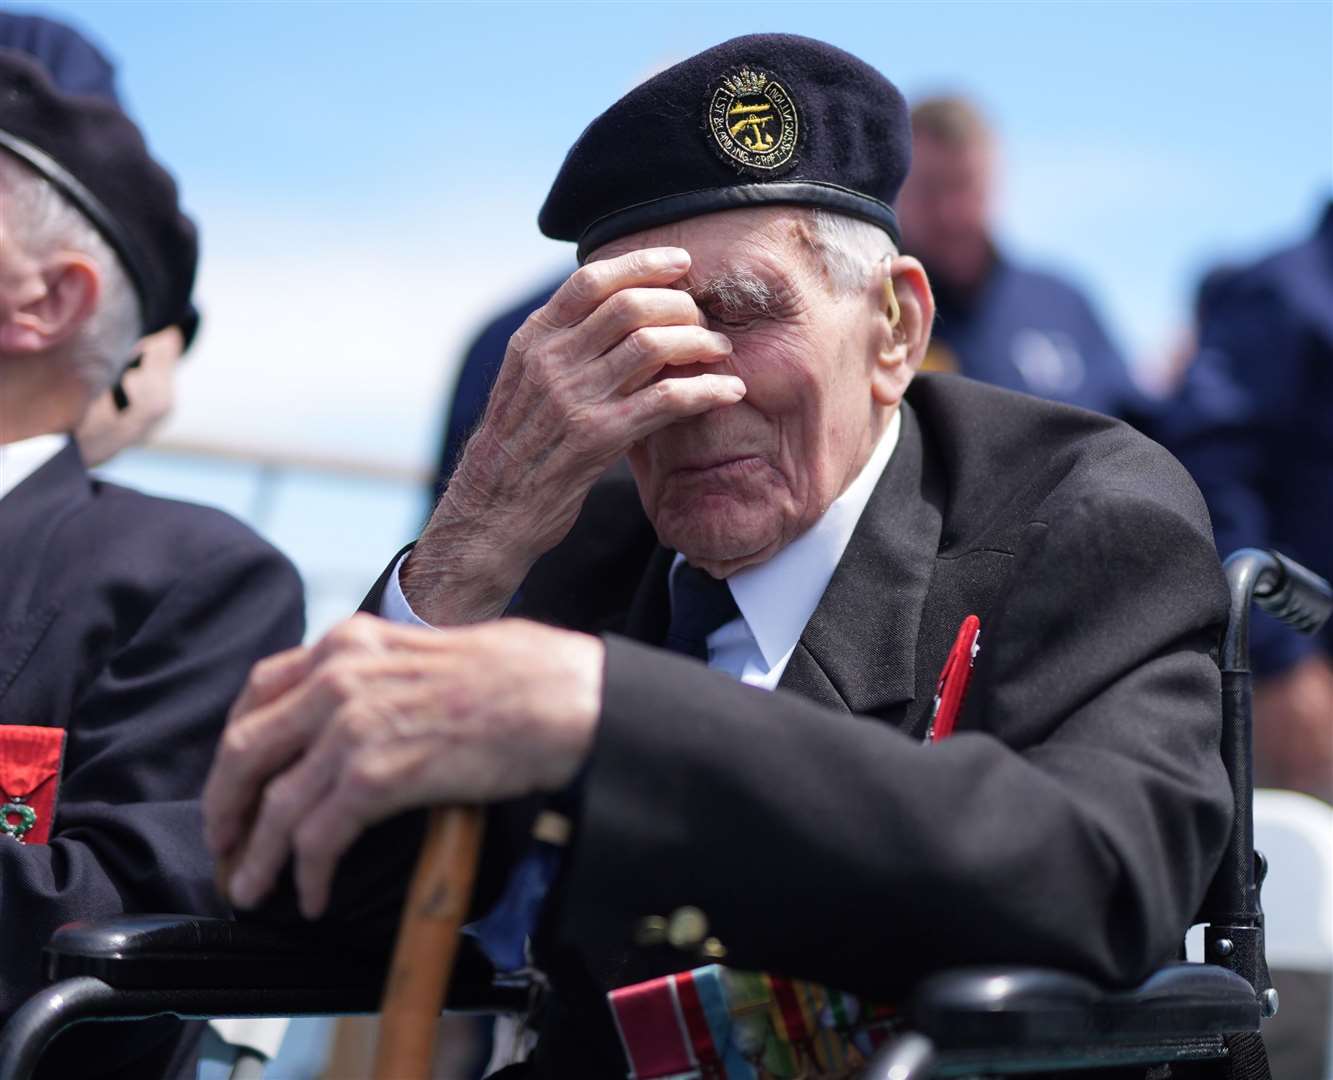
[651,499,781,568]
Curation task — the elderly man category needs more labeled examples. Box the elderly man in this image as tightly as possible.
[0,51,303,1077]
[207,35,1231,1078]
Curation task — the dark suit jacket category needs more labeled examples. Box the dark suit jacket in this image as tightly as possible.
[358,374,1233,1078]
[0,442,304,1075]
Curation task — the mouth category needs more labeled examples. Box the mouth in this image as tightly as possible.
[670,455,766,480]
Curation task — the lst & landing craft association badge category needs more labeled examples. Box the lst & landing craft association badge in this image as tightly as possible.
[706,66,799,175]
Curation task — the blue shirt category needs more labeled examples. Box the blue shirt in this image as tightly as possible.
[925,252,1145,420]
[1156,203,1333,676]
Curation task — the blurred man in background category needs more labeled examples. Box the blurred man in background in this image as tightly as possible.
[0,50,303,1077]
[1159,203,1333,804]
[897,95,1145,419]
[0,9,199,469]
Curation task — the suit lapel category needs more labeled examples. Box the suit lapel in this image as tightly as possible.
[779,402,944,722]
[0,442,89,713]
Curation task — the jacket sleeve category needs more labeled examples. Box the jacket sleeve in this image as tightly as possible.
[554,490,1233,998]
[0,538,304,1018]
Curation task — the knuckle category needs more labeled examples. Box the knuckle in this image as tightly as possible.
[260,780,298,824]
[322,621,362,653]
[343,612,383,644]
[338,703,379,740]
[315,662,359,705]
[518,349,553,393]
[220,723,252,761]
[564,412,602,454]
[343,758,388,803]
[647,378,676,406]
[508,318,536,352]
[603,288,640,324]
[565,265,601,306]
[544,373,575,414]
[246,655,281,693]
[623,325,655,359]
[630,249,664,275]
[293,820,333,860]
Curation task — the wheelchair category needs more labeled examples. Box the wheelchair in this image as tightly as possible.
[1,548,1328,1080]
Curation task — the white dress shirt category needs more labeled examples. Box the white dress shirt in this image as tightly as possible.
[0,434,69,504]
[381,408,902,687]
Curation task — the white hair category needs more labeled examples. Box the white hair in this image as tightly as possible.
[0,149,142,394]
[805,207,898,294]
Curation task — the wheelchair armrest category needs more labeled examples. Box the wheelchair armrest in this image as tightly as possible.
[42,914,526,1012]
[906,962,1261,1052]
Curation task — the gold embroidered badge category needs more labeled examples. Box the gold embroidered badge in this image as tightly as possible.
[706,66,798,174]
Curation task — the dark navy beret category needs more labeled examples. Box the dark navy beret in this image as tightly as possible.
[0,48,195,335]
[539,34,910,261]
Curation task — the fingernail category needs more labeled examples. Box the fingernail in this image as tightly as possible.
[712,332,733,351]
[717,375,745,396]
[660,247,689,268]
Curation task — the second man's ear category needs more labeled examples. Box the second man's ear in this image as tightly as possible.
[4,256,103,353]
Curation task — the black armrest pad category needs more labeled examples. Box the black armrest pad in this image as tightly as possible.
[909,963,1261,1049]
[43,915,524,1011]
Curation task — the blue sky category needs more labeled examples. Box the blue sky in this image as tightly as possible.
[15,0,1333,470]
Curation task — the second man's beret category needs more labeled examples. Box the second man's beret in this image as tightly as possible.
[0,48,196,336]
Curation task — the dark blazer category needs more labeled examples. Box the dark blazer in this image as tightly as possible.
[0,442,303,1074]
[358,374,1233,1078]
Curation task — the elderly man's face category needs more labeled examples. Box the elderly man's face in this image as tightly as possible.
[591,207,897,575]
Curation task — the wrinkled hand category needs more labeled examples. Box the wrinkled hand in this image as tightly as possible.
[202,614,604,919]
[404,247,742,624]
[1253,652,1333,801]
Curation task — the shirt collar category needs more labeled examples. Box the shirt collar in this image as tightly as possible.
[0,433,69,503]
[671,408,900,672]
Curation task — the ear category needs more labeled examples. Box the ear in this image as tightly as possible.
[871,254,934,408]
[0,254,100,354]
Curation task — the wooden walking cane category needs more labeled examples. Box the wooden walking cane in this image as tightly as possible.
[372,804,485,1080]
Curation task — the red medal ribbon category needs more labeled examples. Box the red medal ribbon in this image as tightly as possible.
[0,725,65,845]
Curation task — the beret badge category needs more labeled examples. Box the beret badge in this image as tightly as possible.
[706,65,799,176]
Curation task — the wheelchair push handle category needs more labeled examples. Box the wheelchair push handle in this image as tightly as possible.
[1222,549,1332,673]
[1254,549,1333,635]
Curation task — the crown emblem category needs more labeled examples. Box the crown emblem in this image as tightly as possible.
[722,66,769,96]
